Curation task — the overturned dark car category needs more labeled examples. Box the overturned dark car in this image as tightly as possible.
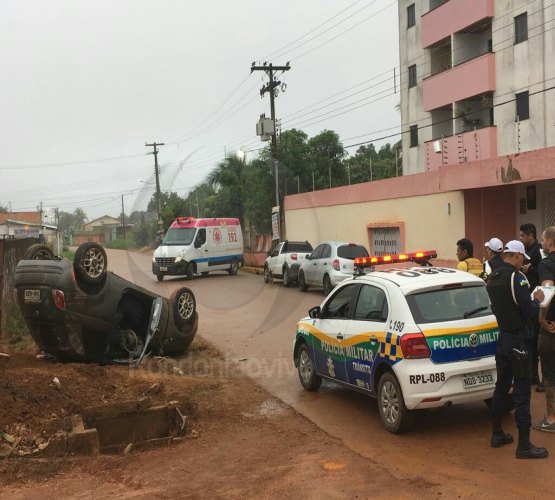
[14,242,198,364]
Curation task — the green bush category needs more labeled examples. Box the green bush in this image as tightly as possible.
[106,234,137,250]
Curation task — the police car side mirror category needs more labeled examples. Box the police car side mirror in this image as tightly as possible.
[308,306,321,319]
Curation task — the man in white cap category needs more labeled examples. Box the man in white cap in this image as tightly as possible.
[486,240,548,459]
[484,237,504,277]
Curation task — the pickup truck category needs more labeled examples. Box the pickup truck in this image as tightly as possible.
[264,240,313,287]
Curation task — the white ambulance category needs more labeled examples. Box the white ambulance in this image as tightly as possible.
[152,217,244,281]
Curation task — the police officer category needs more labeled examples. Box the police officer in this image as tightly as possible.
[486,240,548,459]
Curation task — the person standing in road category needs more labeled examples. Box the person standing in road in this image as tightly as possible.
[534,226,555,433]
[456,238,483,277]
[519,223,544,390]
[483,237,504,277]
[486,240,548,459]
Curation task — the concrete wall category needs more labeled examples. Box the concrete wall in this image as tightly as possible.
[494,0,555,155]
[285,191,465,260]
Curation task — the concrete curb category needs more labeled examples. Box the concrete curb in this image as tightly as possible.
[242,266,263,275]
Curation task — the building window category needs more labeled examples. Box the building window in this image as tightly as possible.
[515,13,528,44]
[407,4,415,29]
[408,64,417,88]
[516,91,529,121]
[409,125,418,147]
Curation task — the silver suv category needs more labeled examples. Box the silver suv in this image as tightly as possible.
[298,241,369,295]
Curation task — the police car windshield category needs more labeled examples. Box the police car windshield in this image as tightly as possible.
[406,286,492,324]
[161,228,196,245]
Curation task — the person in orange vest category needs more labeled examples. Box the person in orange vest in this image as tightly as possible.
[456,238,483,277]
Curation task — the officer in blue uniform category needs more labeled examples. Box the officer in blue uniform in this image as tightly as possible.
[486,240,548,459]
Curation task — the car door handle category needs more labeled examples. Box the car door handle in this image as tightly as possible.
[336,333,343,340]
[369,335,378,344]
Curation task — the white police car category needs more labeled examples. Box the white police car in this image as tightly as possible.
[293,251,499,433]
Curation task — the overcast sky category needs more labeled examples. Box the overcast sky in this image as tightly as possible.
[0,0,400,222]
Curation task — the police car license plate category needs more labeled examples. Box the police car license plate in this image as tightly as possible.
[24,289,41,303]
[159,266,168,271]
[462,371,494,389]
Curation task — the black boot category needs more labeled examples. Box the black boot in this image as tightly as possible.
[516,428,548,459]
[491,417,513,448]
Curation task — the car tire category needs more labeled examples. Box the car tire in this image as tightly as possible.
[297,343,322,391]
[263,266,270,284]
[23,244,54,260]
[282,265,290,287]
[298,270,308,291]
[323,274,333,296]
[156,273,164,282]
[74,243,108,285]
[186,262,195,280]
[201,271,209,276]
[377,372,414,434]
[171,287,196,328]
[228,259,239,275]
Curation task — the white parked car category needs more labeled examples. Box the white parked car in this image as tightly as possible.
[293,251,499,433]
[264,240,313,287]
[298,241,369,295]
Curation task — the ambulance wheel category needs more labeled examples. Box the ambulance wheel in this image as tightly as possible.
[298,271,308,292]
[377,372,414,434]
[282,265,290,287]
[228,259,239,275]
[23,244,54,260]
[297,344,321,391]
[186,262,195,280]
[263,266,270,284]
[156,273,164,282]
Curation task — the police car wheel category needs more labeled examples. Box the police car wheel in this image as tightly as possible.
[298,271,308,292]
[156,273,164,282]
[263,266,270,283]
[298,344,321,391]
[377,372,414,434]
[282,265,290,287]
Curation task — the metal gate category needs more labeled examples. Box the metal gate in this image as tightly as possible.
[371,227,401,256]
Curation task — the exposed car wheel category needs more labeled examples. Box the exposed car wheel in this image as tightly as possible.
[228,259,239,275]
[298,270,308,291]
[323,274,333,296]
[377,372,414,434]
[74,243,107,285]
[263,266,270,284]
[297,344,322,391]
[201,271,209,276]
[282,265,290,287]
[156,273,164,282]
[23,244,54,260]
[171,287,196,328]
[186,262,195,280]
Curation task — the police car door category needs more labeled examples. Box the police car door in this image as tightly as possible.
[312,283,359,383]
[342,283,390,392]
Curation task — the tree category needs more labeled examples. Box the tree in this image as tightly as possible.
[307,130,346,190]
[206,156,247,221]
[0,204,8,212]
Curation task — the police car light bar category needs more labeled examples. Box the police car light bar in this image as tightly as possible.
[354,250,437,268]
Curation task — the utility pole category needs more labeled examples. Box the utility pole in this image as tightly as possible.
[251,62,290,241]
[121,194,126,240]
[145,142,165,241]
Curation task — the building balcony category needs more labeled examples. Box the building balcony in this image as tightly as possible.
[424,126,497,171]
[422,0,494,48]
[423,52,495,112]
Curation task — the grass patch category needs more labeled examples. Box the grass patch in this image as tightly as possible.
[106,235,137,250]
[2,306,35,351]
[61,249,74,260]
